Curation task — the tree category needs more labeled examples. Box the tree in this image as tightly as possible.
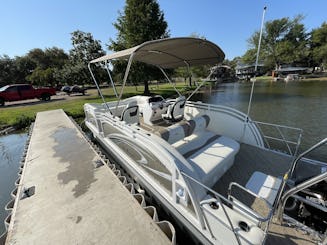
[62,30,105,86]
[26,47,68,86]
[0,55,16,86]
[243,15,309,71]
[108,0,169,95]
[311,22,327,70]
[14,55,37,83]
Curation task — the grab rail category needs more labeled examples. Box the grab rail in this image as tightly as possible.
[277,170,327,221]
[252,121,303,157]
[276,138,327,221]
[289,138,327,178]
[228,182,273,222]
[181,172,242,244]
[181,172,274,244]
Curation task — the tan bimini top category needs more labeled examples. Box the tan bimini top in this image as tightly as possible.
[90,37,225,68]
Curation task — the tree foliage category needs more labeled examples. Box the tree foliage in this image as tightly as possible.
[311,22,327,69]
[243,15,309,70]
[108,0,169,94]
[56,30,106,86]
[26,47,68,86]
[0,30,105,87]
[68,30,105,85]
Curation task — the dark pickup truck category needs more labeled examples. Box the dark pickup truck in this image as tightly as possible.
[0,84,56,106]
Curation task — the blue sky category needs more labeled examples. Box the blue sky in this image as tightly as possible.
[0,0,326,60]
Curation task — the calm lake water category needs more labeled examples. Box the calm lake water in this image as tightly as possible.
[0,80,326,236]
[0,133,27,236]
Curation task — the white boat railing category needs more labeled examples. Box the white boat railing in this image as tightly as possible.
[181,172,270,244]
[186,101,303,156]
[251,120,303,157]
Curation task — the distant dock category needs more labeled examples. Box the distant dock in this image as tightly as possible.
[2,109,172,245]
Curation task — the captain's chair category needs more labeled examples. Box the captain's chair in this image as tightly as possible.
[162,96,186,122]
[121,101,139,124]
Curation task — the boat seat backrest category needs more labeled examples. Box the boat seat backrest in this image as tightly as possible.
[110,105,126,117]
[156,115,210,144]
[121,101,139,124]
[187,115,210,134]
[162,96,186,122]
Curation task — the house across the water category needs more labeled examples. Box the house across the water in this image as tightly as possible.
[235,63,265,80]
[207,65,235,83]
[273,66,310,82]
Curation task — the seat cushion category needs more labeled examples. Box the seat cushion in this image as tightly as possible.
[187,115,210,134]
[156,115,211,144]
[177,135,240,187]
[246,171,282,205]
[172,130,218,158]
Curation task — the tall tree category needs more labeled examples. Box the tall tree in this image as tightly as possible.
[26,47,68,86]
[108,0,169,94]
[243,15,309,70]
[0,55,16,86]
[311,22,327,71]
[57,30,105,86]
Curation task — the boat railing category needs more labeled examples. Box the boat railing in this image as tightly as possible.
[228,182,273,221]
[276,138,327,221]
[251,120,303,157]
[185,101,265,147]
[181,172,270,244]
[186,101,303,155]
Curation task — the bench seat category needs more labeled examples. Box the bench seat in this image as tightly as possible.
[156,115,240,188]
[245,171,282,205]
[173,134,240,187]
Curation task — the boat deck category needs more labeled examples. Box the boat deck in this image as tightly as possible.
[214,143,322,245]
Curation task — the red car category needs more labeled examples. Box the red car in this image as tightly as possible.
[0,84,56,106]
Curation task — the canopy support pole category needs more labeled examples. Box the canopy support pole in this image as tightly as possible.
[88,63,112,114]
[114,53,135,117]
[186,79,206,102]
[246,6,267,119]
[241,6,266,142]
[105,61,118,98]
[158,67,182,97]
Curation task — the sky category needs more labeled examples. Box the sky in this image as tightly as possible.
[0,0,326,60]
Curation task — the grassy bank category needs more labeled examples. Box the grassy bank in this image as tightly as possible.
[0,82,188,129]
[255,75,327,82]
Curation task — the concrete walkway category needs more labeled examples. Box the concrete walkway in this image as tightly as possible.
[5,109,170,245]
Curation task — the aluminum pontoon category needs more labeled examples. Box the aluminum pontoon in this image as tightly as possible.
[84,37,327,244]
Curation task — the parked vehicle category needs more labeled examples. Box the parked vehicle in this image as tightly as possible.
[61,86,71,94]
[0,84,56,106]
[61,85,87,95]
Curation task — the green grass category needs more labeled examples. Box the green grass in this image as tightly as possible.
[0,82,187,129]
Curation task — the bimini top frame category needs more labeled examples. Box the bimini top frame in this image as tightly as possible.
[88,37,225,114]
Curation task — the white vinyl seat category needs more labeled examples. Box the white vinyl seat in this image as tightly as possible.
[162,96,186,122]
[245,171,282,206]
[184,136,240,188]
[121,102,139,124]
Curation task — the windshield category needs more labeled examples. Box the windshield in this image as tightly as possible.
[149,96,164,103]
[0,85,9,92]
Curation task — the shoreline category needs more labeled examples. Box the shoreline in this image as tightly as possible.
[1,78,327,130]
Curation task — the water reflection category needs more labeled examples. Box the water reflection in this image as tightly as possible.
[0,133,27,236]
